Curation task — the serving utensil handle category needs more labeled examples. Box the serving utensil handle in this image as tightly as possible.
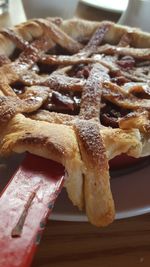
[0,153,65,267]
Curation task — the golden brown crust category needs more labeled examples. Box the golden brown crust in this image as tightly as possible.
[0,18,149,57]
[61,19,150,47]
[29,110,75,125]
[100,126,143,160]
[74,120,115,226]
[119,111,150,133]
[28,110,147,159]
[0,86,50,123]
[0,114,84,209]
[0,17,149,227]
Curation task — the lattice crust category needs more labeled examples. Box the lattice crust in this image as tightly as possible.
[0,18,150,226]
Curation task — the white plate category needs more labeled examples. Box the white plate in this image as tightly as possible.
[0,155,150,222]
[51,159,150,222]
[81,0,128,13]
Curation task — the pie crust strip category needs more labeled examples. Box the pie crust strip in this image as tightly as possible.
[74,63,115,226]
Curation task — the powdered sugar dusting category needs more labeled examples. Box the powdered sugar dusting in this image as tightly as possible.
[75,119,108,170]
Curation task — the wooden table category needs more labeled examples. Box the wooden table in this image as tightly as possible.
[0,1,150,267]
[32,216,150,267]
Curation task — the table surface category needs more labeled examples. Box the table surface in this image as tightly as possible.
[0,1,150,267]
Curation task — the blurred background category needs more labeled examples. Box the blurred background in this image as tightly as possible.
[21,0,150,32]
[0,0,150,32]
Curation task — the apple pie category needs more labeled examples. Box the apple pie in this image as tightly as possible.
[0,18,149,226]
